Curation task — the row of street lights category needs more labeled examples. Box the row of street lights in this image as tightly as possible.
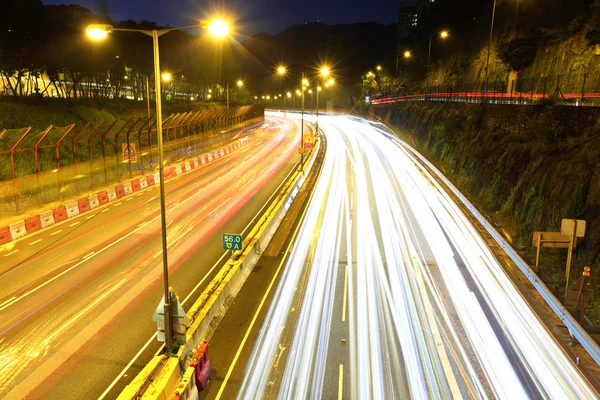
[86,19,230,351]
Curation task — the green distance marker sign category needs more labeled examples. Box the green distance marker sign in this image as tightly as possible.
[223,233,242,250]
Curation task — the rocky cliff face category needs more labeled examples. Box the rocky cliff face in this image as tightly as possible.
[367,101,600,320]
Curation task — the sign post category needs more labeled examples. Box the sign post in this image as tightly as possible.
[561,219,586,290]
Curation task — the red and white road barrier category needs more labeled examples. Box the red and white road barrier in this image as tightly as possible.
[0,135,254,246]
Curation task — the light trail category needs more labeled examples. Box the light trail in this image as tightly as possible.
[237,112,598,399]
[0,117,300,398]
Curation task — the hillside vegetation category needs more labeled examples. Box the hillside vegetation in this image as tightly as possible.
[367,101,600,325]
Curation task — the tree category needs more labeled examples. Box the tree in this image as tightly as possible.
[496,37,538,73]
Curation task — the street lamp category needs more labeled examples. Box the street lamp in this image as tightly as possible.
[484,0,498,98]
[226,79,244,109]
[86,18,229,352]
[427,30,449,98]
[315,66,331,134]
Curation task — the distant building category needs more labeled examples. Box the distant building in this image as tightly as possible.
[398,4,418,39]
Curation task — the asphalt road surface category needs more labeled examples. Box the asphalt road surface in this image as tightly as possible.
[207,112,600,400]
[0,116,301,399]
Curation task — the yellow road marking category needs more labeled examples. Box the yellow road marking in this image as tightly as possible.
[3,250,19,257]
[69,221,80,227]
[50,229,63,236]
[338,364,344,400]
[29,239,43,246]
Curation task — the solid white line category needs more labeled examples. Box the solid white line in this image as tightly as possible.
[50,230,63,236]
[342,264,348,322]
[338,364,344,400]
[29,239,43,246]
[3,250,19,257]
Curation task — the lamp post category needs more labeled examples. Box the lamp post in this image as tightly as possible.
[484,0,498,99]
[86,19,229,352]
[226,79,244,109]
[427,30,449,98]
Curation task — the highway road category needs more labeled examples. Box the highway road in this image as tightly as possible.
[211,113,600,399]
[0,116,301,399]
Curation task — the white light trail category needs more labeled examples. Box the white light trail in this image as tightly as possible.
[239,113,598,399]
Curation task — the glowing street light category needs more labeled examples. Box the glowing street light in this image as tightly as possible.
[427,29,450,98]
[277,66,287,75]
[320,67,330,76]
[404,50,412,59]
[440,30,449,39]
[376,65,382,71]
[237,80,244,87]
[161,72,172,81]
[208,20,229,37]
[85,17,230,352]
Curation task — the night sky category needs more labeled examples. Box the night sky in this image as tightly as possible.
[42,0,406,36]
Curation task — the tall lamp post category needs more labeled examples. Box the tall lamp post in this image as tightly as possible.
[484,0,498,99]
[226,79,244,109]
[86,19,229,352]
[427,30,449,98]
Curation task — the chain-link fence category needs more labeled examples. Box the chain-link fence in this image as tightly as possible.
[0,105,265,218]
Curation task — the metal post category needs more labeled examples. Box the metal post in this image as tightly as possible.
[565,221,577,291]
[152,29,173,351]
[316,87,319,134]
[535,234,542,273]
[427,34,432,99]
[146,75,151,120]
[484,0,497,99]
[226,83,229,109]
[300,72,305,171]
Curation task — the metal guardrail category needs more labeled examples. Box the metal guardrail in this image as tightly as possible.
[368,119,600,367]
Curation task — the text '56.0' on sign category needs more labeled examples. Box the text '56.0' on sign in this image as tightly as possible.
[223,233,242,250]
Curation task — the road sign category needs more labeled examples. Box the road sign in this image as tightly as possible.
[532,231,572,248]
[122,142,137,163]
[223,233,242,251]
[561,219,586,238]
[303,133,315,149]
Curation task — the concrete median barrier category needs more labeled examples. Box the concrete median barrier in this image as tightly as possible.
[118,129,321,400]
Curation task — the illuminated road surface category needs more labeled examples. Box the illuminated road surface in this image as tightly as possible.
[237,113,598,399]
[0,117,299,399]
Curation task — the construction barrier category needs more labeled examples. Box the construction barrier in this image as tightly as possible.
[171,367,199,400]
[66,202,80,218]
[131,179,141,192]
[123,182,133,196]
[146,174,156,186]
[190,340,211,392]
[107,188,118,202]
[10,221,27,240]
[0,132,256,246]
[53,205,68,222]
[98,191,109,205]
[24,215,42,233]
[88,194,100,209]
[77,198,91,213]
[0,226,11,244]
[40,210,55,228]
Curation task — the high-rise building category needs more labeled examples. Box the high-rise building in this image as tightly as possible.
[398,4,418,39]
